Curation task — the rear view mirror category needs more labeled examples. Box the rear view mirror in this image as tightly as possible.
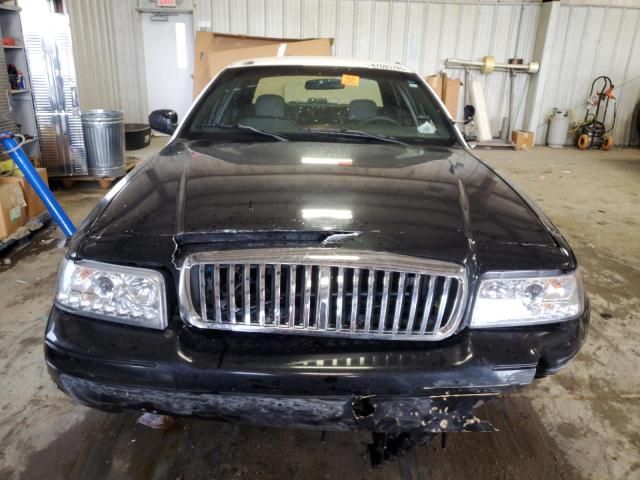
[149,109,178,135]
[305,79,345,90]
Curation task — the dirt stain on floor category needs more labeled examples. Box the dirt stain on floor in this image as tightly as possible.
[19,395,583,480]
[0,228,63,273]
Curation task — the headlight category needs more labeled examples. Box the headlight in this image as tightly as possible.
[471,270,583,328]
[55,258,167,329]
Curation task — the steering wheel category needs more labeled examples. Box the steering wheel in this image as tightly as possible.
[361,115,401,126]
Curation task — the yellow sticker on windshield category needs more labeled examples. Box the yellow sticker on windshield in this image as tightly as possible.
[341,74,360,87]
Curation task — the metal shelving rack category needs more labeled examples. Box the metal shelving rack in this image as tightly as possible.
[0,0,40,164]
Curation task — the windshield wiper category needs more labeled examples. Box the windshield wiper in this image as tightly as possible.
[206,123,289,142]
[298,128,408,146]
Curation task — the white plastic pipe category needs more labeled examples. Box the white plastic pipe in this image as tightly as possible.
[469,78,492,142]
[445,57,539,74]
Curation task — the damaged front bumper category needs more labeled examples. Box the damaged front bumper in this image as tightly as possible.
[56,373,496,433]
[45,305,589,433]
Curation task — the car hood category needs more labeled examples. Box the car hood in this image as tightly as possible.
[76,140,574,272]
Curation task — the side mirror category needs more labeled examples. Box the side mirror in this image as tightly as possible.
[149,109,178,135]
[463,105,476,125]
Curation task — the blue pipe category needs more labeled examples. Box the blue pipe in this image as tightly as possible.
[0,132,76,237]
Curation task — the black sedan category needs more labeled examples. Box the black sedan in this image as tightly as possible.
[46,57,589,464]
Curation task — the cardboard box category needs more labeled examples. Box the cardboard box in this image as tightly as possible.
[425,73,461,118]
[512,130,535,150]
[426,75,442,97]
[0,183,27,238]
[443,79,460,119]
[0,168,48,219]
[193,32,333,97]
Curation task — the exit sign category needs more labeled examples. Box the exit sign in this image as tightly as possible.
[157,0,176,7]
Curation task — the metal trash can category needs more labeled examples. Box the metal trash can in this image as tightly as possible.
[81,109,126,177]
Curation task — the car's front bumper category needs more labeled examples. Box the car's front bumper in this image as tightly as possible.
[45,304,589,432]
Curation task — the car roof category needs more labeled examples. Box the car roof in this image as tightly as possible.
[226,56,414,73]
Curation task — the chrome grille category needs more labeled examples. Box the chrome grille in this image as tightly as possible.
[179,249,467,341]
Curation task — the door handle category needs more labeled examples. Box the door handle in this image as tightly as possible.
[71,85,79,109]
[57,75,66,110]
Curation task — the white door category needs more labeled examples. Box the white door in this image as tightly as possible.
[141,12,194,122]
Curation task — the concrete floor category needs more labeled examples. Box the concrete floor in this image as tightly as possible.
[0,143,639,479]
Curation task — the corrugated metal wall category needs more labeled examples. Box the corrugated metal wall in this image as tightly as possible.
[63,0,640,143]
[194,0,541,136]
[65,0,148,123]
[536,3,640,145]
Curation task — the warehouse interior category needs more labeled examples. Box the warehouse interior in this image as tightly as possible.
[0,0,639,479]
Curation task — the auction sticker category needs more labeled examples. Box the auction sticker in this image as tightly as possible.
[341,74,360,87]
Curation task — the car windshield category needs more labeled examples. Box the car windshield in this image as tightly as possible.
[181,65,458,146]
